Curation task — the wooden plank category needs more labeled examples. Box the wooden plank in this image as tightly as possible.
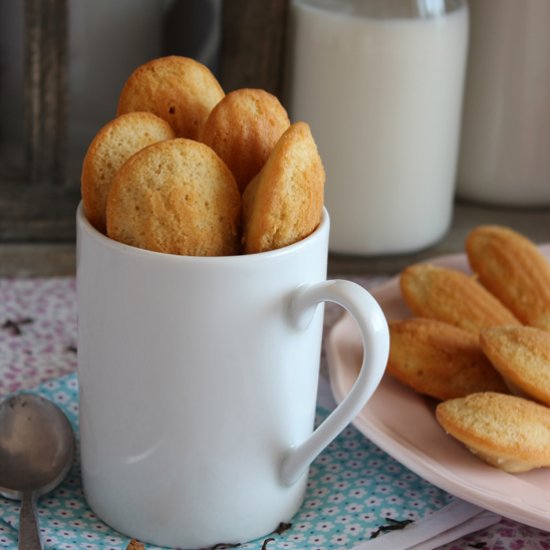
[219,0,289,97]
[0,243,75,276]
[23,0,68,184]
[24,0,42,183]
[42,0,68,184]
[0,183,79,242]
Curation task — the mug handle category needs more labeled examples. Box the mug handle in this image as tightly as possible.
[281,279,389,486]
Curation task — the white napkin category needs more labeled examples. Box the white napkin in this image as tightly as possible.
[350,498,501,550]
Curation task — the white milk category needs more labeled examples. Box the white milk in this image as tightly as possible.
[457,0,550,206]
[288,0,468,255]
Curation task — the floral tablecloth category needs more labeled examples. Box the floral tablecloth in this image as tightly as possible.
[0,277,549,549]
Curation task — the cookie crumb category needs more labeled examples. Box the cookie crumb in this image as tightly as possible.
[126,539,145,550]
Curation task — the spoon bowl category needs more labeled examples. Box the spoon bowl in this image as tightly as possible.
[0,393,75,548]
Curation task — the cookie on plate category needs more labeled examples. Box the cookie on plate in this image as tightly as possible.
[388,318,507,401]
[480,325,550,406]
[466,225,550,332]
[400,263,520,334]
[117,56,224,140]
[106,138,241,256]
[199,88,290,193]
[436,392,550,472]
[242,122,324,254]
[81,112,175,233]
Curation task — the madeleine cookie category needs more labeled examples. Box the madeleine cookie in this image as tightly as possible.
[199,88,290,193]
[466,225,550,331]
[400,263,520,334]
[388,318,507,401]
[81,112,175,233]
[480,326,550,406]
[117,56,224,140]
[106,138,241,256]
[436,392,550,472]
[242,122,324,254]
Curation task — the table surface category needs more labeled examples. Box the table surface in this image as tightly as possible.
[1,201,549,548]
[0,201,548,277]
[1,273,548,548]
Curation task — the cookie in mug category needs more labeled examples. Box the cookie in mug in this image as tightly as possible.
[199,88,290,193]
[81,112,175,233]
[117,55,224,140]
[242,122,325,254]
[106,138,241,256]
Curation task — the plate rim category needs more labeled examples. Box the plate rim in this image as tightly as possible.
[327,243,550,532]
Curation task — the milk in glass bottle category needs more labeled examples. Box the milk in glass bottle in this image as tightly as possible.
[288,0,469,255]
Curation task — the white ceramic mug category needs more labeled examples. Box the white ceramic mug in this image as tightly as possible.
[76,204,389,548]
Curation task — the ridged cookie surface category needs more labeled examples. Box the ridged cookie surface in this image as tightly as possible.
[466,225,550,331]
[199,88,290,193]
[436,392,550,472]
[388,318,507,401]
[242,122,325,254]
[400,263,520,334]
[117,56,224,140]
[81,112,175,233]
[480,326,550,406]
[106,138,241,256]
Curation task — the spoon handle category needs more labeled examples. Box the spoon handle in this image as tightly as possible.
[19,491,42,550]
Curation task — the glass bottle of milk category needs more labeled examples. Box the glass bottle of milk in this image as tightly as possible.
[288,0,469,255]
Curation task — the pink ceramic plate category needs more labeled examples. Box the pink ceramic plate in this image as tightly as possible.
[327,244,550,531]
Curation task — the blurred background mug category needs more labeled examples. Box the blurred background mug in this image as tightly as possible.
[76,205,389,548]
[288,0,469,255]
[457,0,550,206]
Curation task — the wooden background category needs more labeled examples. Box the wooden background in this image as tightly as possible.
[1,0,548,279]
[0,0,288,244]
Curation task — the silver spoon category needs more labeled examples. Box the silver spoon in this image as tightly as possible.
[0,393,75,550]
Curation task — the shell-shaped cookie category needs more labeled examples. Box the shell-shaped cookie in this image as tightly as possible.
[106,138,241,256]
[388,318,507,401]
[480,325,550,406]
[117,56,224,140]
[400,263,520,334]
[81,112,175,233]
[242,122,325,254]
[436,392,550,472]
[466,225,550,331]
[199,88,290,193]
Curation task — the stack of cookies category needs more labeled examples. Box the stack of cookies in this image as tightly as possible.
[388,225,550,473]
[81,56,325,256]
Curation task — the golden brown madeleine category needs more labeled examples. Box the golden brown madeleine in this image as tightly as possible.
[242,122,325,254]
[106,138,241,256]
[436,392,550,472]
[199,88,290,193]
[400,263,520,334]
[480,325,550,406]
[81,112,175,233]
[388,318,507,400]
[117,56,224,140]
[466,225,550,331]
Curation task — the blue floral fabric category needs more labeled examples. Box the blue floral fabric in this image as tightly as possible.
[0,373,453,549]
